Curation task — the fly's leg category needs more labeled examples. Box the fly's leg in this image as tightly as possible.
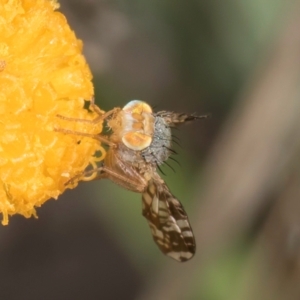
[66,165,147,193]
[57,96,121,124]
[55,96,119,146]
[65,166,108,186]
[54,127,115,147]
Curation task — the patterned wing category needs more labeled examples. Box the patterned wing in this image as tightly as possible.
[142,179,195,262]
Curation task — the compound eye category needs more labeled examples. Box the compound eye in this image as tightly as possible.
[122,132,152,150]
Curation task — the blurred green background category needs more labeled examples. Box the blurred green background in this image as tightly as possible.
[2,1,300,300]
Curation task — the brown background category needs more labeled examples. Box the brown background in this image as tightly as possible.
[1,1,300,299]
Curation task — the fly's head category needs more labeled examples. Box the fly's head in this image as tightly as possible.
[108,100,155,150]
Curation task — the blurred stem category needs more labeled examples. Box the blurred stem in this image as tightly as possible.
[235,170,300,300]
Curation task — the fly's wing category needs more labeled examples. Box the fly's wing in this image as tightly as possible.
[156,111,210,127]
[142,179,195,262]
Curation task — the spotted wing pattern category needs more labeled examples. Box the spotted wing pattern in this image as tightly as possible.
[142,179,195,262]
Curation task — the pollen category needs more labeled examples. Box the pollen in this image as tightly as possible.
[0,0,105,225]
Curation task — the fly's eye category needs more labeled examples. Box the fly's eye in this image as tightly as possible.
[123,100,152,114]
[122,132,152,150]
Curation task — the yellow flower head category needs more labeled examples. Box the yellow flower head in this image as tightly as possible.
[0,0,104,224]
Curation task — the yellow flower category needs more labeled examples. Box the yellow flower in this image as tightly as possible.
[0,0,105,225]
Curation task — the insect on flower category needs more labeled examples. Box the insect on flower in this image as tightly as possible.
[56,98,209,262]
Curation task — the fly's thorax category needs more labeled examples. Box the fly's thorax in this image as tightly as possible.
[108,100,155,151]
[141,115,172,165]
